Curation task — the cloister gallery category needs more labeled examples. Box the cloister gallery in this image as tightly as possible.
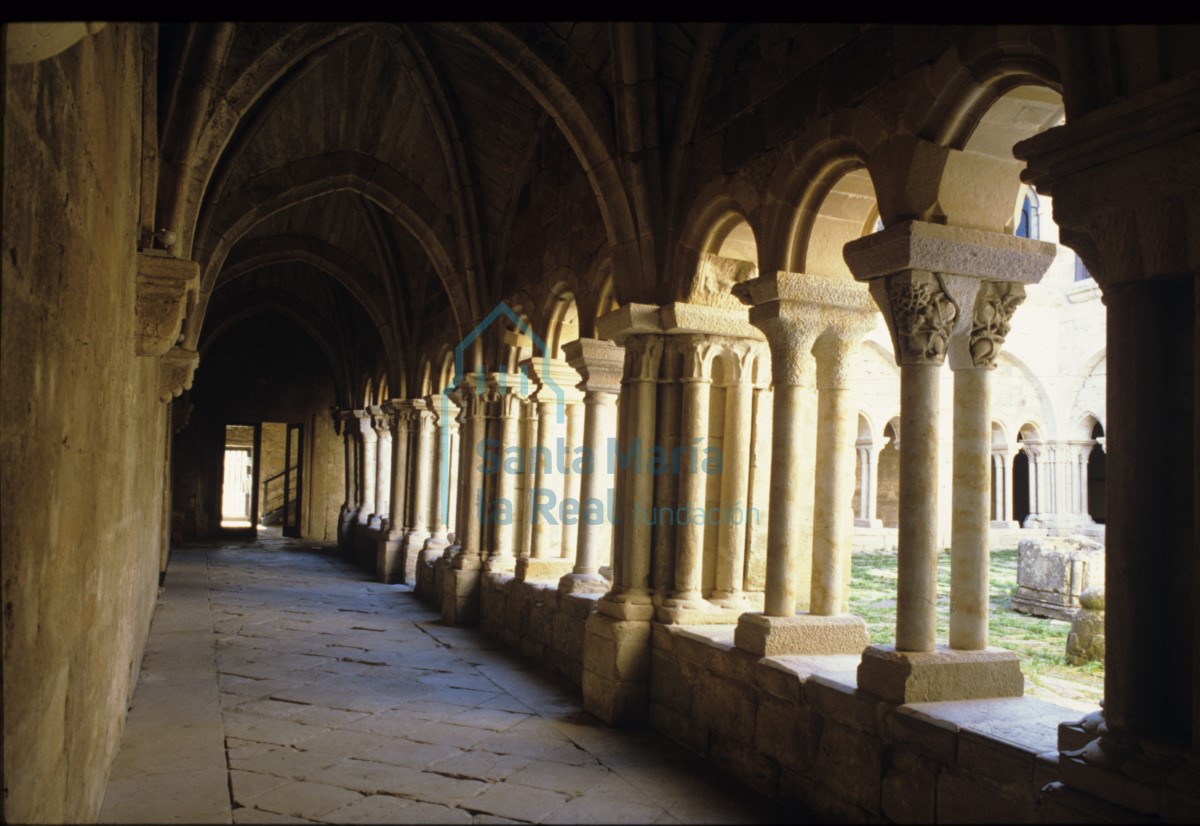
[3,21,1196,824]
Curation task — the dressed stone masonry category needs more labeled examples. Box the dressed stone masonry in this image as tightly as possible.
[845,219,1054,703]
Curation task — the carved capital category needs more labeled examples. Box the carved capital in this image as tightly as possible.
[671,335,718,382]
[716,341,759,386]
[562,337,625,395]
[622,335,664,384]
[158,347,199,402]
[136,254,199,357]
[882,270,957,366]
[969,281,1026,368]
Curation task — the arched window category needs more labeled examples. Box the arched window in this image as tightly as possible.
[1015,191,1040,240]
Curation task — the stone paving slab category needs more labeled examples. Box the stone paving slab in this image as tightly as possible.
[100,534,800,824]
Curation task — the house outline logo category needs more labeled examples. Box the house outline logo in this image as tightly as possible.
[436,301,563,529]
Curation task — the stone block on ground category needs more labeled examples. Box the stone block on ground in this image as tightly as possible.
[1013,535,1104,620]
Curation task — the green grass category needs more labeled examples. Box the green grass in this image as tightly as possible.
[850,548,1104,705]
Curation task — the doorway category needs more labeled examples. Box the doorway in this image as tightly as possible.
[220,424,259,532]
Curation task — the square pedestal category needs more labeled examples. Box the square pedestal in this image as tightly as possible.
[856,644,1024,704]
[441,567,481,626]
[516,557,574,583]
[582,611,651,726]
[734,612,870,657]
[376,536,404,584]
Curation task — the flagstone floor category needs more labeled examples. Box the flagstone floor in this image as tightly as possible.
[99,532,803,824]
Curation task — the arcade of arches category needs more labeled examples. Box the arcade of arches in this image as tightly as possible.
[3,22,1198,824]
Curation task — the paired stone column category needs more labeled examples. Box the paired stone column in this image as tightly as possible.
[560,338,624,594]
[583,303,663,727]
[731,273,871,656]
[377,401,414,583]
[711,343,757,606]
[443,374,488,625]
[422,393,457,556]
[369,406,392,530]
[402,401,435,580]
[337,411,357,552]
[355,410,377,527]
[484,373,528,573]
[845,219,1051,702]
[519,358,583,582]
[666,335,717,609]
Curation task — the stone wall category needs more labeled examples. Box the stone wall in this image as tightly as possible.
[477,574,596,686]
[649,626,1066,823]
[1,25,167,823]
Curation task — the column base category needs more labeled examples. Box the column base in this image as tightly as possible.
[595,593,655,621]
[376,535,404,584]
[558,572,608,595]
[734,612,870,657]
[441,566,481,626]
[657,601,747,626]
[484,554,516,573]
[516,557,574,583]
[856,644,1023,704]
[582,611,651,726]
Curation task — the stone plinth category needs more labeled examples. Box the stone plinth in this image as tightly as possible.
[582,612,651,726]
[516,557,574,583]
[1013,535,1104,620]
[857,644,1024,704]
[657,603,748,626]
[734,612,869,657]
[375,535,404,584]
[441,567,480,626]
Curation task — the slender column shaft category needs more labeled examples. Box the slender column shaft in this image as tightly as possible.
[374,423,392,529]
[560,399,584,559]
[764,384,809,616]
[406,411,434,538]
[619,337,662,599]
[574,391,617,575]
[530,399,564,558]
[811,337,858,615]
[456,391,486,565]
[714,360,753,599]
[950,367,990,650]
[673,345,713,602]
[387,412,410,540]
[896,363,940,652]
[650,361,681,598]
[491,395,521,565]
[341,425,354,521]
[357,415,377,526]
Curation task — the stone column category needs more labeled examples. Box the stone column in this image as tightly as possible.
[519,358,583,581]
[667,336,717,609]
[561,338,624,594]
[443,374,488,625]
[402,402,435,578]
[377,401,413,583]
[515,394,537,560]
[560,396,585,560]
[584,306,662,726]
[846,219,1051,703]
[485,374,527,573]
[337,412,357,552]
[948,281,1026,650]
[731,273,870,657]
[422,393,456,555]
[355,411,377,527]
[856,443,878,525]
[370,406,392,531]
[712,344,756,606]
[812,322,874,616]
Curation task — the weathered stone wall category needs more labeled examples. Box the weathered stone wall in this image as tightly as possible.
[1,25,166,823]
[302,410,343,542]
[477,574,596,686]
[649,626,1064,823]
